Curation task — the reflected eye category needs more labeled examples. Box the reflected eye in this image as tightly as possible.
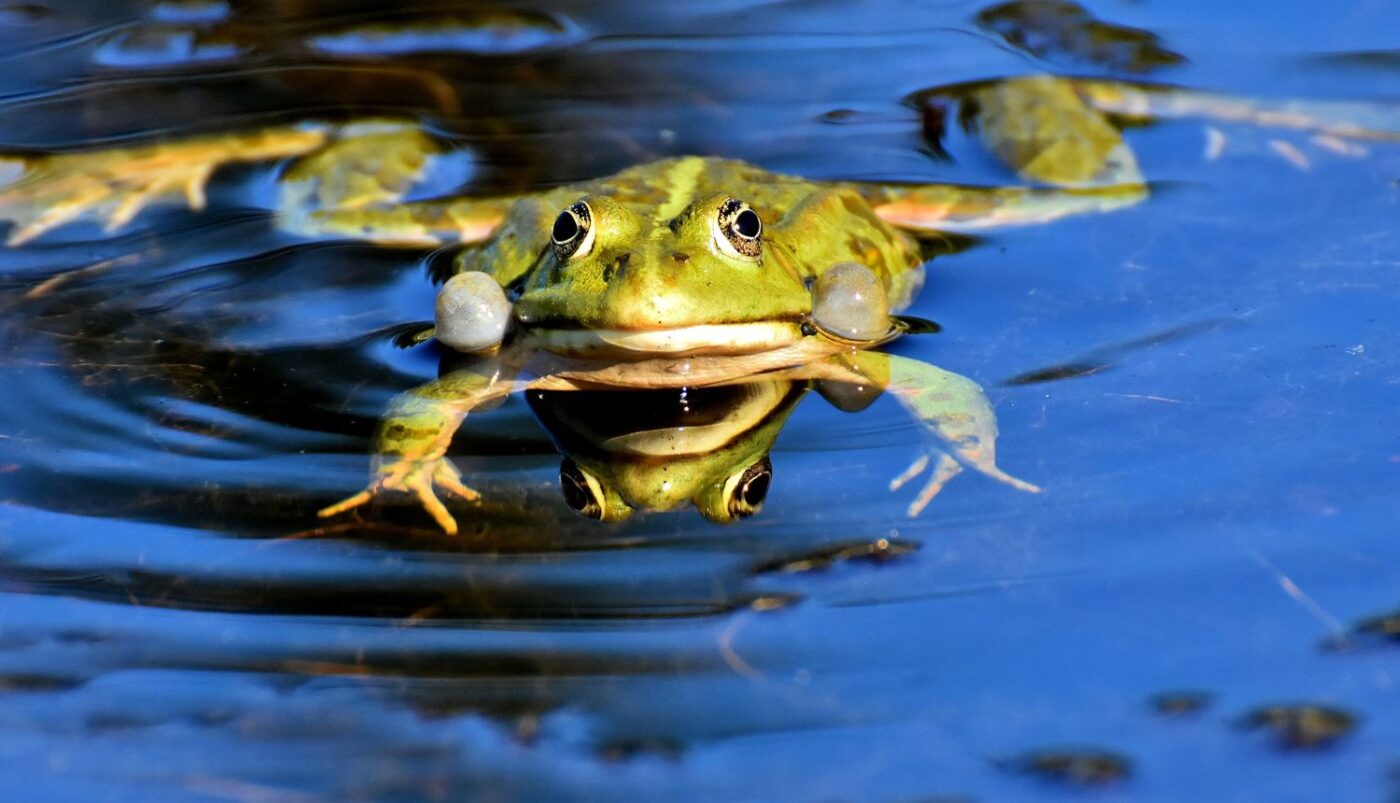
[726,455,772,519]
[560,457,605,519]
[715,197,762,258]
[551,201,594,262]
[733,208,761,238]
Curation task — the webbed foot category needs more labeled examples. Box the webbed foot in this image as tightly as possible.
[890,449,1040,517]
[1201,124,1370,172]
[801,350,1042,515]
[319,455,480,535]
[0,126,329,245]
[882,356,1042,516]
[0,151,209,245]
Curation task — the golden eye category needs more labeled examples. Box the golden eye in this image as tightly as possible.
[551,201,595,262]
[714,197,761,259]
[726,455,772,519]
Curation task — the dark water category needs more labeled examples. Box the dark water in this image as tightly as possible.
[1,1,1399,800]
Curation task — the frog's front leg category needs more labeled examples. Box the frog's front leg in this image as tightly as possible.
[879,351,1041,513]
[318,359,515,535]
[802,350,1040,516]
[794,261,1034,512]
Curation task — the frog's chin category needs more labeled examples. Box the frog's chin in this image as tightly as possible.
[527,321,804,359]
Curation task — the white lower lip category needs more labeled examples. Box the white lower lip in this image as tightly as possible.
[529,322,802,357]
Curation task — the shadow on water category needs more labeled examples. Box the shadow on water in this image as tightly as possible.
[0,0,1399,800]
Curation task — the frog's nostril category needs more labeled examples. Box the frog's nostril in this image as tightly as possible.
[601,251,635,284]
[670,251,690,265]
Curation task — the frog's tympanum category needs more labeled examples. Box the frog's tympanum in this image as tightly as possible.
[1,76,1392,532]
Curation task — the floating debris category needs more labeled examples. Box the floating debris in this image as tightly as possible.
[747,593,802,612]
[1323,605,1400,650]
[976,0,1185,73]
[1150,690,1214,717]
[1003,319,1229,386]
[1239,704,1357,749]
[1001,748,1133,786]
[1351,607,1400,643]
[817,108,863,124]
[750,537,918,575]
[1004,361,1107,386]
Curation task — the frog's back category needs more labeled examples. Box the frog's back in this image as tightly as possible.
[582,156,817,222]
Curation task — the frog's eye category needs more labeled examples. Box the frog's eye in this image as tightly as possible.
[551,201,595,262]
[560,457,605,519]
[714,197,762,259]
[724,455,772,519]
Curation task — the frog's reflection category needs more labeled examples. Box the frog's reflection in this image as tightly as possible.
[527,381,803,523]
[412,310,1035,531]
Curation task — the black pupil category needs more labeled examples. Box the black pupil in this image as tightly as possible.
[559,459,594,512]
[734,209,761,239]
[552,211,579,243]
[740,469,771,506]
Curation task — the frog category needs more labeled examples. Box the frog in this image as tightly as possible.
[298,147,1050,533]
[0,75,1392,533]
[525,380,808,523]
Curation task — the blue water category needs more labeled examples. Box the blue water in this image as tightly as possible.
[0,0,1398,800]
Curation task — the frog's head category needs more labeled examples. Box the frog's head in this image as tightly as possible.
[559,451,774,524]
[527,382,802,523]
[513,193,812,358]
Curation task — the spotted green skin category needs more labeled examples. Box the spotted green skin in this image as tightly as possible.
[456,157,927,339]
[425,159,936,524]
[5,74,1385,531]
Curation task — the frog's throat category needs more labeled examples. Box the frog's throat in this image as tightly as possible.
[598,382,792,457]
[525,322,804,359]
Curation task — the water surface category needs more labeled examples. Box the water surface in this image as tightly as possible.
[1,1,1399,800]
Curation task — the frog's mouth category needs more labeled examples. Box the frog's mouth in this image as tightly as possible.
[526,321,805,358]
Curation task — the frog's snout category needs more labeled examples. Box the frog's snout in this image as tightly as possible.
[594,246,708,326]
[601,247,647,283]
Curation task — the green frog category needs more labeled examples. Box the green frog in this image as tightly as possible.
[299,145,1051,533]
[0,76,1390,532]
[526,381,807,524]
